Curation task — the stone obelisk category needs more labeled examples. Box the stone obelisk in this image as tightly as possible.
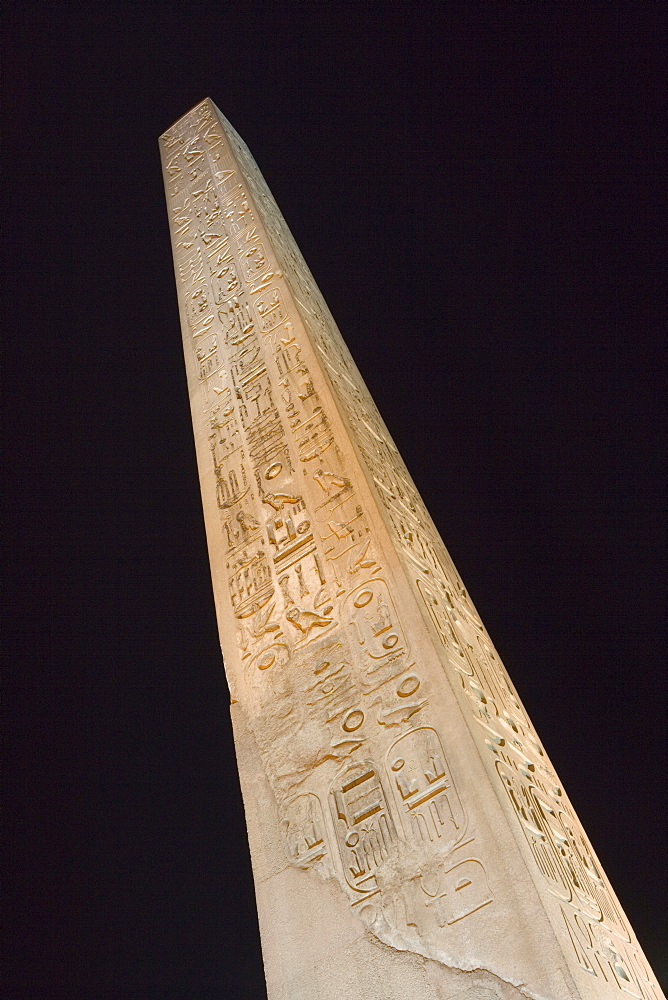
[160,99,661,1000]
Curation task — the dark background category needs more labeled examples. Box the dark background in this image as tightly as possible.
[3,9,665,997]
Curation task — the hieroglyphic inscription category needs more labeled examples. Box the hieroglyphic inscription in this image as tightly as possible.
[161,99,488,959]
[162,100,660,996]
[561,907,661,1000]
[419,858,493,926]
[282,792,330,870]
[331,761,398,900]
[388,727,466,849]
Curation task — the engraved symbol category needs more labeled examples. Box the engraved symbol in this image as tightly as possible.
[256,287,287,332]
[346,578,408,661]
[228,548,273,619]
[219,297,254,345]
[376,700,425,727]
[249,270,282,295]
[397,674,421,698]
[183,137,204,162]
[279,321,296,345]
[353,589,373,608]
[286,607,334,634]
[215,465,250,510]
[244,602,281,641]
[282,793,329,869]
[327,520,353,541]
[278,575,292,604]
[342,709,365,732]
[265,463,282,480]
[350,539,381,575]
[223,506,260,549]
[295,564,310,598]
[495,759,626,938]
[295,407,333,462]
[250,642,289,672]
[313,469,350,493]
[261,492,302,511]
[236,509,259,533]
[419,859,492,926]
[257,650,277,670]
[387,728,466,848]
[331,762,397,896]
[561,906,652,995]
[298,379,315,401]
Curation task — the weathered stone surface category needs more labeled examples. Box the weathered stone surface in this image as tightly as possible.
[160,98,662,1000]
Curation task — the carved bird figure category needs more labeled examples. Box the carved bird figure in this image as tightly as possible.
[262,492,302,511]
[285,607,334,633]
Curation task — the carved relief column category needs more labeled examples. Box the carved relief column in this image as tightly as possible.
[160,99,662,1000]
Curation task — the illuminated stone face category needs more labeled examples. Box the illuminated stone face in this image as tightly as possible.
[160,99,662,1000]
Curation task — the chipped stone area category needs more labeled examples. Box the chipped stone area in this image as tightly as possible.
[273,933,538,1000]
[234,701,568,999]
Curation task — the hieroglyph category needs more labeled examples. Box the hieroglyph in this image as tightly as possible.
[160,99,662,1000]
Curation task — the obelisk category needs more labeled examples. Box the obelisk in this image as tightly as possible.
[160,99,662,1000]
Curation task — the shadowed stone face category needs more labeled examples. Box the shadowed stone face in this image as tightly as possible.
[160,99,662,1000]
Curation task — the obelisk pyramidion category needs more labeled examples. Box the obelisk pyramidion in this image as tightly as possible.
[160,99,662,1000]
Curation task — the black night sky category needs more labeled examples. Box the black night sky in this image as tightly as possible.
[4,10,666,997]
